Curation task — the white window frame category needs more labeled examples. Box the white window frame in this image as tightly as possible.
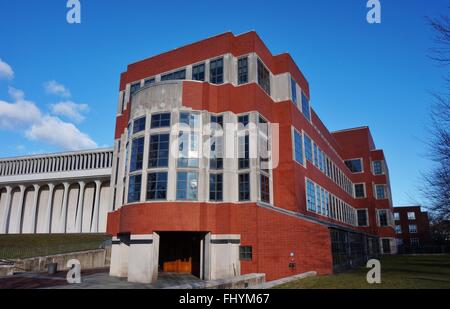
[344,157,364,174]
[357,208,369,227]
[291,127,306,168]
[354,182,367,199]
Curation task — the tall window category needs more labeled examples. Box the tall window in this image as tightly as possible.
[409,224,418,233]
[146,172,167,200]
[354,183,366,198]
[239,173,250,201]
[130,82,141,95]
[301,92,311,121]
[394,212,400,221]
[313,143,319,167]
[345,158,363,173]
[378,209,389,227]
[239,135,250,169]
[210,115,223,170]
[178,132,199,168]
[192,63,205,81]
[210,58,224,84]
[130,137,145,172]
[306,179,316,211]
[375,185,386,199]
[303,134,313,162]
[291,77,297,104]
[161,69,186,81]
[151,113,171,129]
[128,174,142,203]
[260,174,270,203]
[395,225,402,234]
[407,212,416,220]
[209,174,223,201]
[257,59,270,95]
[372,160,384,175]
[176,172,198,200]
[148,134,169,168]
[133,117,146,134]
[238,57,248,85]
[180,112,200,129]
[410,238,420,247]
[357,209,368,226]
[293,130,304,165]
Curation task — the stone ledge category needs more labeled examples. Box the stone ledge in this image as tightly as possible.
[249,271,317,289]
[164,273,265,289]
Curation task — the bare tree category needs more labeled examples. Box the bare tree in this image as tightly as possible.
[423,15,450,221]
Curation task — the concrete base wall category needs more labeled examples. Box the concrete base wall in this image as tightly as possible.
[209,234,241,280]
[1,248,110,276]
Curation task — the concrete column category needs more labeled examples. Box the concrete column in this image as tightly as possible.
[44,183,55,233]
[127,234,159,284]
[29,184,40,233]
[75,181,85,233]
[209,234,241,280]
[110,234,130,278]
[91,180,102,233]
[59,182,70,233]
[0,186,12,234]
[13,185,26,234]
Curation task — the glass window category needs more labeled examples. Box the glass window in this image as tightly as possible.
[178,131,199,168]
[372,160,384,175]
[293,130,304,165]
[161,69,186,81]
[211,115,223,130]
[210,58,224,84]
[410,238,420,247]
[144,78,155,86]
[133,117,146,134]
[148,134,169,168]
[257,59,270,95]
[127,174,142,203]
[238,57,248,85]
[354,183,366,198]
[378,210,388,227]
[375,185,386,199]
[239,173,250,201]
[345,159,363,173]
[357,209,368,226]
[306,180,316,211]
[407,212,416,220]
[146,172,167,200]
[313,143,319,167]
[239,246,252,261]
[210,136,223,170]
[260,174,270,203]
[301,92,311,121]
[291,77,297,104]
[238,135,250,169]
[130,137,145,172]
[394,212,400,221]
[209,174,223,201]
[179,112,200,129]
[192,63,205,81]
[176,172,198,201]
[395,225,402,234]
[151,113,171,129]
[409,224,418,233]
[238,115,249,128]
[303,134,313,162]
[130,82,141,95]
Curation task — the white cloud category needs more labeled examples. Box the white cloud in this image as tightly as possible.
[44,80,71,97]
[50,101,89,123]
[0,58,14,80]
[26,116,97,151]
[0,88,97,151]
[0,88,42,130]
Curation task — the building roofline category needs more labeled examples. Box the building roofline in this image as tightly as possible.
[330,126,369,134]
[0,147,114,162]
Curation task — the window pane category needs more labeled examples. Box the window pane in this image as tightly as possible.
[301,92,311,121]
[291,78,297,104]
[306,179,316,211]
[133,117,146,134]
[257,59,270,95]
[161,69,186,81]
[260,174,270,203]
[239,135,250,169]
[176,172,198,201]
[130,82,141,95]
[373,160,383,175]
[357,209,368,226]
[130,137,145,172]
[238,57,248,85]
[151,113,171,129]
[294,130,304,165]
[345,159,363,173]
[210,58,224,84]
[304,134,313,162]
[146,172,167,200]
[239,173,250,201]
[148,134,169,168]
[128,174,142,203]
[192,63,205,81]
[238,115,249,128]
[354,184,365,198]
[209,174,223,201]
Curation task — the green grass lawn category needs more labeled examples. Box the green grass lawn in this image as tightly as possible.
[275,254,450,289]
[0,234,111,259]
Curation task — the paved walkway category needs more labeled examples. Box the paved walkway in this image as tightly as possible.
[0,269,202,289]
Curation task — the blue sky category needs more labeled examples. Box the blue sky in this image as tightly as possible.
[0,0,447,206]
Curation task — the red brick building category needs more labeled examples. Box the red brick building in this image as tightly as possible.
[394,206,431,253]
[106,31,396,284]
